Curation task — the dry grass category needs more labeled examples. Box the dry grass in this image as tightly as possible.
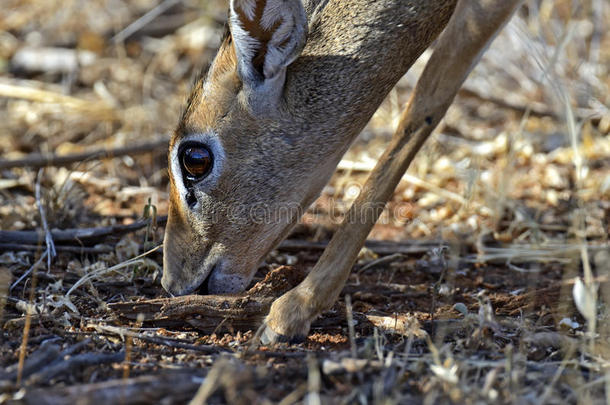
[0,0,609,404]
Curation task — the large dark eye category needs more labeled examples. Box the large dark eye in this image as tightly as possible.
[181,145,212,181]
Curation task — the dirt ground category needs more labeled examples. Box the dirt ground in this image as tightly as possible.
[1,0,609,404]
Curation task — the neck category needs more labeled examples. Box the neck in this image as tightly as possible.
[284,0,457,146]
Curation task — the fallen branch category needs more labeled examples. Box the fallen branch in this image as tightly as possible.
[0,138,169,170]
[92,325,230,355]
[110,266,305,333]
[21,371,205,405]
[27,351,125,385]
[0,340,61,381]
[0,243,113,254]
[278,238,447,256]
[0,216,167,246]
[66,329,308,359]
[0,214,443,257]
[111,264,417,341]
[0,338,105,386]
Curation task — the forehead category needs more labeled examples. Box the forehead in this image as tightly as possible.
[172,36,240,145]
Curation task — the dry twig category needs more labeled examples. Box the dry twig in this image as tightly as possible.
[0,216,167,246]
[35,169,56,271]
[21,371,205,405]
[93,324,229,355]
[0,138,169,170]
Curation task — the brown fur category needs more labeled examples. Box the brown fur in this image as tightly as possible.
[162,0,522,342]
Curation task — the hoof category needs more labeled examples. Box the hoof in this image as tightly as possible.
[260,323,306,345]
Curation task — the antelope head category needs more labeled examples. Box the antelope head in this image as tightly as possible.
[162,0,458,296]
[162,0,315,295]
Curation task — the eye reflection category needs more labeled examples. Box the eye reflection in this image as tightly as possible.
[181,145,212,180]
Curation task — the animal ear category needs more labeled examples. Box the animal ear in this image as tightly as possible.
[230,0,307,89]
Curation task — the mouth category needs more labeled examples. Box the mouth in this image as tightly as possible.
[195,262,218,295]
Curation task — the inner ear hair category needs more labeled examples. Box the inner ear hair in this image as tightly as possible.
[230,0,307,83]
[236,1,281,77]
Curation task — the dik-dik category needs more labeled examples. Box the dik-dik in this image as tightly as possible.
[161,0,522,343]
